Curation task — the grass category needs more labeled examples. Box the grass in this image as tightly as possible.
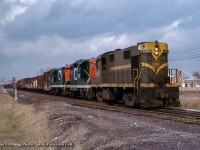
[66,123,89,149]
[180,92,200,110]
[0,90,53,150]
[63,123,126,150]
[180,98,200,110]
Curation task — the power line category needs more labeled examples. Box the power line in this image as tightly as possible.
[169,47,200,58]
[169,55,200,62]
[168,47,200,62]
[169,47,200,54]
[169,52,200,58]
[169,53,200,60]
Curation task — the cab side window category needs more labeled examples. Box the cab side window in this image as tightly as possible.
[102,57,106,70]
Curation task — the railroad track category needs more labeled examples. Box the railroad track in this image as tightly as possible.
[152,107,200,120]
[7,89,200,125]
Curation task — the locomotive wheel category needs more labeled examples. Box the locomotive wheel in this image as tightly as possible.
[96,91,103,102]
[80,90,86,99]
[123,93,136,107]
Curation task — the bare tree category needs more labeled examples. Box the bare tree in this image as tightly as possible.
[1,78,5,83]
[38,67,53,75]
[192,71,200,79]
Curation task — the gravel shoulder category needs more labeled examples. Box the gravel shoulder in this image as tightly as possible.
[7,90,200,150]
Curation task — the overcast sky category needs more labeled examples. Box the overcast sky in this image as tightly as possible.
[1,0,200,81]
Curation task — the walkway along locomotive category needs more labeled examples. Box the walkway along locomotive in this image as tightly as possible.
[17,41,180,108]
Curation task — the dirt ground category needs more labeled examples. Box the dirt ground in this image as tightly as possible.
[6,90,200,150]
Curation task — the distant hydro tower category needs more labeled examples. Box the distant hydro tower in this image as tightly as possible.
[181,70,193,79]
[12,77,16,83]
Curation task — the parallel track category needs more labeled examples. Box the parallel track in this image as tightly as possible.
[152,107,200,120]
[7,89,200,125]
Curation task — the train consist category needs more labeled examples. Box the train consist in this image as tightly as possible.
[17,41,180,108]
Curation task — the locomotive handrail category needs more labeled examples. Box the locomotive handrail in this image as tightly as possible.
[136,68,145,95]
[83,69,90,85]
[168,68,179,84]
[132,69,138,94]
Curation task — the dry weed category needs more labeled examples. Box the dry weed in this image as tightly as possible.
[180,99,200,110]
[0,90,53,150]
[82,133,111,149]
[96,140,127,150]
[180,92,200,110]
[66,123,89,149]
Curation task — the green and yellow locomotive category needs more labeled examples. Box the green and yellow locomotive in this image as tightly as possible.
[92,41,180,108]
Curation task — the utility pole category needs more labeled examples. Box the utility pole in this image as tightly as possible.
[15,83,18,101]
[12,77,18,101]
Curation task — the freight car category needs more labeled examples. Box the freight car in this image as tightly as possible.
[17,41,180,108]
[17,70,53,93]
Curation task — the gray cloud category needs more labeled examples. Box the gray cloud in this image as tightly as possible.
[3,0,200,40]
